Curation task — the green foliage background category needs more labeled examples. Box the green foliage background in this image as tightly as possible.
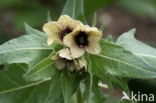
[0,0,156,103]
[1,0,156,44]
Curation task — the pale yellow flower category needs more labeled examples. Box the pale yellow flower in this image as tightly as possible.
[52,48,87,71]
[63,25,102,58]
[51,48,73,70]
[43,15,83,45]
[77,57,87,71]
[51,53,74,71]
[58,48,73,60]
[52,56,78,72]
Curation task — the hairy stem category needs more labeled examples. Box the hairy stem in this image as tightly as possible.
[77,88,83,103]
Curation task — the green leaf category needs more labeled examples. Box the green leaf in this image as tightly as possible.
[92,76,105,103]
[87,40,156,78]
[84,72,93,103]
[105,75,129,93]
[62,0,86,22]
[61,71,83,103]
[84,75,105,103]
[47,11,52,22]
[0,64,63,103]
[104,35,114,43]
[0,64,50,103]
[43,72,64,103]
[22,34,63,81]
[24,57,56,81]
[0,25,52,67]
[22,24,64,82]
[92,13,97,27]
[24,23,46,38]
[0,24,61,82]
[116,29,156,70]
[99,24,105,31]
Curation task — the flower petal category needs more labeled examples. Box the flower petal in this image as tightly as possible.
[86,42,101,54]
[43,22,61,45]
[55,59,66,70]
[78,58,87,70]
[67,61,76,72]
[63,30,85,58]
[58,15,83,30]
[51,55,60,60]
[70,47,85,58]
[63,32,75,47]
[59,48,72,60]
[47,37,54,45]
[88,28,102,42]
[85,27,102,54]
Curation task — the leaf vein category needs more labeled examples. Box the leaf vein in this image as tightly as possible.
[0,77,51,94]
[0,47,52,54]
[96,54,156,74]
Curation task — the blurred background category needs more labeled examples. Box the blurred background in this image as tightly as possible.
[0,0,156,45]
[0,0,156,102]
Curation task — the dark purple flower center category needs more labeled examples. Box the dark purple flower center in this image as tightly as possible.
[60,27,72,40]
[75,31,88,48]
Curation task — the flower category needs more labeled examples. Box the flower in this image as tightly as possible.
[54,57,77,71]
[77,57,87,71]
[52,55,82,72]
[58,48,73,60]
[52,48,87,72]
[43,15,83,45]
[51,49,75,71]
[63,25,102,58]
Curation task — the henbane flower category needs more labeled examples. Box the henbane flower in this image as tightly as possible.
[43,15,83,45]
[63,25,102,58]
[52,48,87,72]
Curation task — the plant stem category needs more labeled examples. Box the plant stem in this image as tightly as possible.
[88,71,93,103]
[77,88,83,103]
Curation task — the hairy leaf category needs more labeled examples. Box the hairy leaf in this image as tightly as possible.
[0,64,63,103]
[43,72,64,103]
[24,23,46,38]
[88,40,156,78]
[92,13,97,27]
[24,57,56,81]
[61,71,84,103]
[0,24,62,82]
[0,24,52,67]
[104,35,114,43]
[0,64,50,103]
[62,0,86,22]
[92,76,105,103]
[116,29,156,70]
[84,72,93,103]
